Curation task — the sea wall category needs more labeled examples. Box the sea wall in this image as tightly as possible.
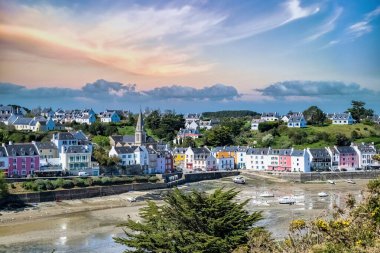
[267,170,380,183]
[2,171,240,204]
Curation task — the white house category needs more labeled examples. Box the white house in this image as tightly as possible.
[251,119,265,131]
[185,121,199,130]
[332,113,355,125]
[51,132,79,157]
[60,145,92,173]
[287,115,307,128]
[235,146,249,169]
[134,146,149,169]
[352,143,377,169]
[261,112,280,121]
[76,114,96,125]
[109,146,136,166]
[185,147,216,171]
[290,149,310,172]
[245,148,269,170]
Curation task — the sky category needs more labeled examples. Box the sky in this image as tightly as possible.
[0,0,379,113]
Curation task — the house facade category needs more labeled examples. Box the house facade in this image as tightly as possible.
[261,112,280,121]
[307,148,332,171]
[60,145,92,174]
[332,113,355,125]
[251,119,265,131]
[287,115,307,128]
[185,147,216,171]
[267,149,292,171]
[4,143,40,177]
[245,148,269,170]
[334,146,359,170]
[109,146,136,166]
[100,111,121,123]
[172,147,187,169]
[0,146,9,172]
[290,149,310,172]
[352,143,377,169]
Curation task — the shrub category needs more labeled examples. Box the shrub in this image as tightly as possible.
[148,176,159,183]
[101,177,111,185]
[62,180,74,189]
[73,178,86,187]
[84,178,93,187]
[134,176,149,183]
[55,178,64,188]
[35,179,46,191]
[45,180,55,190]
[10,183,16,189]
[92,177,102,186]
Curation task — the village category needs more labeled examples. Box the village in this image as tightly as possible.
[0,104,379,178]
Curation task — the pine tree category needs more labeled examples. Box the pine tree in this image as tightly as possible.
[114,188,263,253]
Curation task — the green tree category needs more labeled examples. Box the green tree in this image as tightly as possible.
[145,110,161,130]
[204,126,234,146]
[258,121,279,133]
[92,135,110,147]
[261,134,274,147]
[181,136,196,148]
[303,106,326,126]
[346,100,374,122]
[114,188,263,253]
[334,133,351,146]
[0,171,8,199]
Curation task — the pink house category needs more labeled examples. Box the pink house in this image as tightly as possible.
[334,146,359,170]
[4,142,40,177]
[267,149,292,171]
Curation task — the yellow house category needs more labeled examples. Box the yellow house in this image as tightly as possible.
[172,147,187,169]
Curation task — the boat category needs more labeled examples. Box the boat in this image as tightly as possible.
[233,176,246,184]
[259,192,274,197]
[318,192,329,197]
[127,197,137,202]
[328,180,335,184]
[346,179,356,184]
[278,196,296,205]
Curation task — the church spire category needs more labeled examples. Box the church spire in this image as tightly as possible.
[135,109,146,146]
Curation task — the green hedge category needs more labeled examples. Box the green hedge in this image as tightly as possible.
[20,175,160,192]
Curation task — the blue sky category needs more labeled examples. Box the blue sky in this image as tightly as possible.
[0,0,379,113]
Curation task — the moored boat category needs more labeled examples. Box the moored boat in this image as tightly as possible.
[346,179,356,184]
[318,192,328,197]
[278,196,295,205]
[328,180,335,184]
[259,192,274,197]
[233,176,246,184]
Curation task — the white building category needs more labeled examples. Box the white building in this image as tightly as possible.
[251,119,265,131]
[100,111,121,123]
[287,115,307,128]
[290,149,310,172]
[60,145,92,173]
[261,112,280,121]
[109,146,137,166]
[185,147,216,171]
[332,113,355,125]
[352,143,377,169]
[245,148,269,170]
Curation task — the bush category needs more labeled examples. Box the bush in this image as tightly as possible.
[45,180,55,190]
[92,177,102,186]
[148,176,159,183]
[10,183,16,189]
[35,179,46,191]
[62,180,74,189]
[101,177,111,185]
[134,176,149,183]
[84,178,93,187]
[73,178,86,187]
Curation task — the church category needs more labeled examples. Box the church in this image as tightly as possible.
[109,111,156,147]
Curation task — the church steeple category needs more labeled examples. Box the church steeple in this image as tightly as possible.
[135,109,146,146]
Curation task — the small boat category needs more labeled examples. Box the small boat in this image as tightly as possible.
[318,192,328,197]
[346,179,356,184]
[259,192,274,197]
[328,180,335,184]
[127,197,137,202]
[233,176,246,184]
[278,196,296,205]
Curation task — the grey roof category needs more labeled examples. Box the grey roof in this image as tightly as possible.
[288,115,304,123]
[246,148,269,155]
[336,146,356,154]
[5,144,38,156]
[0,147,7,157]
[261,112,279,117]
[55,132,76,140]
[268,149,292,155]
[65,145,91,153]
[111,135,136,144]
[173,147,187,154]
[291,149,304,156]
[114,146,137,154]
[357,144,376,153]
[71,131,88,140]
[13,117,32,125]
[309,148,331,158]
[34,142,58,150]
[332,113,352,120]
[192,147,210,154]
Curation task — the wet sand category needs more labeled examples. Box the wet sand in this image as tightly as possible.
[0,174,370,253]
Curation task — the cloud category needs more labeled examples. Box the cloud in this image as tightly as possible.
[347,6,380,38]
[0,0,319,76]
[306,7,343,42]
[0,80,240,102]
[255,80,380,99]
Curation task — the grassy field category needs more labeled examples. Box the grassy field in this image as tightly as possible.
[249,123,380,149]
[118,125,135,135]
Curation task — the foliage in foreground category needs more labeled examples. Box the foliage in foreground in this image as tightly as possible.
[0,171,8,198]
[114,188,263,253]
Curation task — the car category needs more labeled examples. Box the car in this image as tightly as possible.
[78,172,89,177]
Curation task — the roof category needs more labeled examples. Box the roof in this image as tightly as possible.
[268,149,292,155]
[336,146,356,154]
[261,112,279,117]
[34,142,58,150]
[111,135,136,144]
[0,147,7,157]
[173,147,187,154]
[332,113,352,120]
[65,145,91,153]
[71,131,88,140]
[192,147,210,154]
[308,148,331,158]
[246,148,269,155]
[5,143,39,156]
[55,132,76,140]
[114,146,137,154]
[356,144,376,153]
[211,146,238,152]
[13,117,32,125]
[291,149,304,156]
[288,115,304,123]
